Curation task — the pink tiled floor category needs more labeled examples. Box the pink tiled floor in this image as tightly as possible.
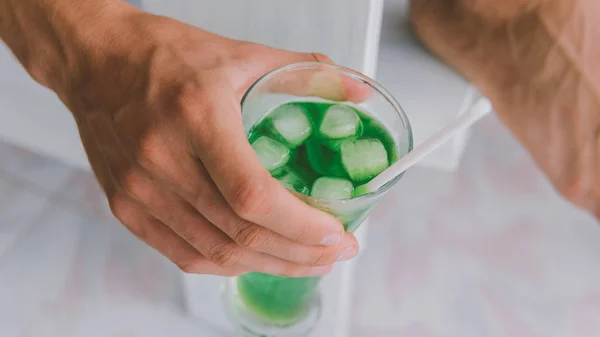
[1,113,599,337]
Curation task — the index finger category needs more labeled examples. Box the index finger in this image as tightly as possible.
[194,96,346,246]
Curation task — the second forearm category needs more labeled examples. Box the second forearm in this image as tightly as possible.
[411,0,600,212]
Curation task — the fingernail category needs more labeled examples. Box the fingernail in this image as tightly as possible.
[337,247,357,261]
[309,265,332,276]
[320,232,342,246]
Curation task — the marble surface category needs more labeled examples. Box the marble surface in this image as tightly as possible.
[1,112,600,337]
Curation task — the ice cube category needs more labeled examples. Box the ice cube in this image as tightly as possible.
[269,103,313,148]
[318,104,362,140]
[251,136,291,172]
[340,138,389,183]
[310,177,354,200]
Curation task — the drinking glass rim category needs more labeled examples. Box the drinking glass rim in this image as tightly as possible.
[241,61,414,204]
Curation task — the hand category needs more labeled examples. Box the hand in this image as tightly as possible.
[53,4,363,276]
[410,0,600,217]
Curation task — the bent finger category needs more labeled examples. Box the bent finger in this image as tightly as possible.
[193,97,346,246]
[109,194,246,276]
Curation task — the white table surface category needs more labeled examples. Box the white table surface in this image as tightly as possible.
[1,112,600,337]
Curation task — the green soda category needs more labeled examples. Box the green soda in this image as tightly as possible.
[241,101,400,325]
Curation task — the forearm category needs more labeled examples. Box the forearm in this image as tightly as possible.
[0,0,132,92]
[412,0,600,211]
[454,0,549,22]
[412,0,597,101]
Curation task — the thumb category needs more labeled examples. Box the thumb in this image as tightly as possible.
[259,50,372,103]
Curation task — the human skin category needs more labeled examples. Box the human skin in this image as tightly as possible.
[410,0,600,217]
[0,0,362,277]
[1,0,598,277]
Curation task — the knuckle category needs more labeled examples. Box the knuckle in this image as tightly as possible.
[177,258,206,274]
[175,86,220,145]
[554,171,594,207]
[311,52,333,64]
[108,193,133,223]
[307,247,330,266]
[207,242,243,267]
[131,224,151,242]
[233,224,272,250]
[173,80,216,122]
[136,131,168,171]
[118,170,153,202]
[107,194,150,241]
[137,130,159,158]
[171,78,203,111]
[230,178,273,219]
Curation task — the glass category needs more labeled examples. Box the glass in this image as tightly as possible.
[222,62,413,337]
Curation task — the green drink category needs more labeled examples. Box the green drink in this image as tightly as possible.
[222,62,412,337]
[237,273,321,325]
[236,101,399,324]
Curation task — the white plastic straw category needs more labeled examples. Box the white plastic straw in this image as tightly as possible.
[359,97,493,194]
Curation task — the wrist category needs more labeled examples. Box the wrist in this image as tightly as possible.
[469,0,582,105]
[454,0,550,23]
[1,0,137,94]
[410,0,576,101]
